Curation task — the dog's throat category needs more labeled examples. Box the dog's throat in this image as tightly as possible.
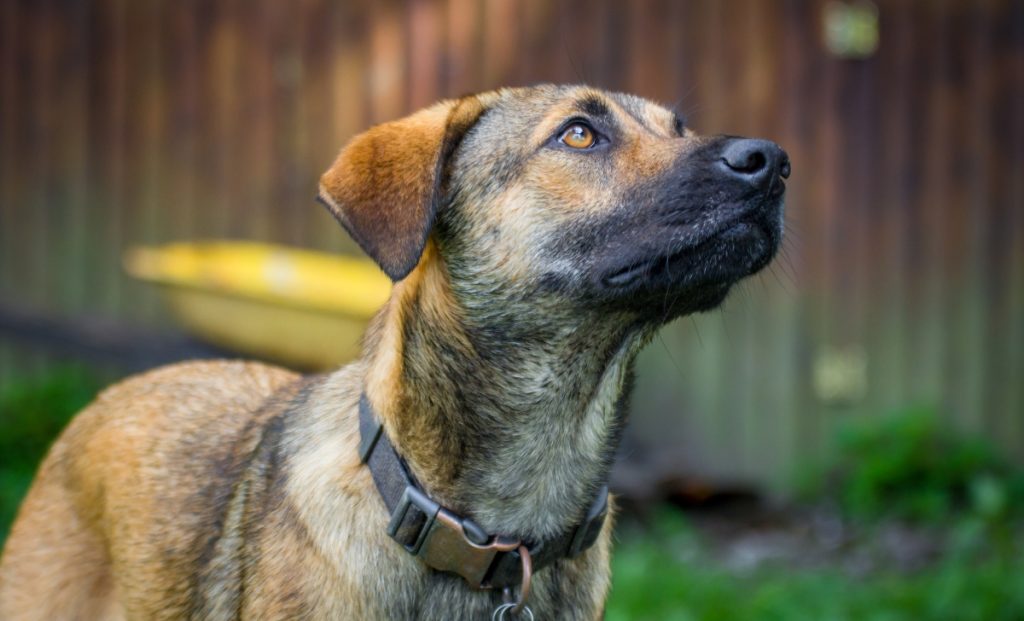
[357,393,609,591]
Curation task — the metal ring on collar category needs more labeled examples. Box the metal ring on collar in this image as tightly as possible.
[492,602,535,620]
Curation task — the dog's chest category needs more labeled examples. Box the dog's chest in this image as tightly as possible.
[263,560,608,620]
[236,502,610,620]
[197,420,608,620]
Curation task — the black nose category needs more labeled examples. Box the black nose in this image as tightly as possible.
[720,139,790,193]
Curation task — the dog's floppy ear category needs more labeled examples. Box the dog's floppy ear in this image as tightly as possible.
[318,97,487,281]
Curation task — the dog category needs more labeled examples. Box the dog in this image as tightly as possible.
[0,84,788,620]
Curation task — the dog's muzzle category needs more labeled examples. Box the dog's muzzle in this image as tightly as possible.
[581,136,789,314]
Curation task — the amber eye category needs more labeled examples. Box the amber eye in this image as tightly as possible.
[559,123,596,149]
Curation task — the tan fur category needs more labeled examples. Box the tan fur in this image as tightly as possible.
[1,85,784,620]
[318,97,489,281]
[1,362,299,619]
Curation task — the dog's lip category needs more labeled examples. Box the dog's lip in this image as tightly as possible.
[603,245,692,287]
[601,218,769,289]
[770,178,787,198]
[598,214,774,291]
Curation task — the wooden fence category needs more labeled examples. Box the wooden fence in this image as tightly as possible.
[1,0,1022,489]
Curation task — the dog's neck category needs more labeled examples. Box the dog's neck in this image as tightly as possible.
[361,250,652,542]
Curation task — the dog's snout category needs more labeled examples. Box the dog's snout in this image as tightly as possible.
[719,139,789,193]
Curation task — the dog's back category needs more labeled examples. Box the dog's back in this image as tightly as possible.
[0,360,299,620]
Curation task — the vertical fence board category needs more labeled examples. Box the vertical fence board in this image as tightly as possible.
[0,0,20,385]
[997,0,1024,455]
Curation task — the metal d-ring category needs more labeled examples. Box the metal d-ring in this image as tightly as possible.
[512,545,532,612]
[494,545,533,618]
[492,602,535,621]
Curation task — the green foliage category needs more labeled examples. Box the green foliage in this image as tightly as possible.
[607,509,1024,621]
[0,367,101,542]
[607,407,1024,619]
[808,405,1024,523]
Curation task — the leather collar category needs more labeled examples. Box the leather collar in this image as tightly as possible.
[358,394,609,590]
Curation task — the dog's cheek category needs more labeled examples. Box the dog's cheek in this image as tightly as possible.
[514,158,619,225]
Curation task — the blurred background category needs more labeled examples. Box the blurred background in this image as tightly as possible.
[1,0,1023,618]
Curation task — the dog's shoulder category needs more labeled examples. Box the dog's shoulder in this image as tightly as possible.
[37,360,322,614]
[52,359,297,470]
[93,358,300,416]
[47,359,298,520]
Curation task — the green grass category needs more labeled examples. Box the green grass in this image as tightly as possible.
[0,367,102,542]
[607,511,1024,621]
[607,410,1024,620]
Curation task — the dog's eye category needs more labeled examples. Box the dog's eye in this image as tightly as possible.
[559,123,596,149]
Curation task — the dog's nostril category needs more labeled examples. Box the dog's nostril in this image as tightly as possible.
[780,156,791,179]
[722,139,775,175]
[724,150,767,174]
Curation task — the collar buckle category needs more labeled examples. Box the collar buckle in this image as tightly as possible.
[388,485,520,589]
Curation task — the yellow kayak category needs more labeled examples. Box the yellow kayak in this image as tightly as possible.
[124,241,391,370]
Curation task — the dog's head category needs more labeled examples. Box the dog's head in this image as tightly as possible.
[319,85,788,328]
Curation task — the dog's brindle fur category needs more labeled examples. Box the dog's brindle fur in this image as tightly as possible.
[0,85,785,620]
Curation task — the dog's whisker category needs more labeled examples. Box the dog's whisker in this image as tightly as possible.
[777,245,800,284]
[767,264,795,298]
[688,316,705,350]
[657,334,686,382]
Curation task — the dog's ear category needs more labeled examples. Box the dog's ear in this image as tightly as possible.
[317,97,487,281]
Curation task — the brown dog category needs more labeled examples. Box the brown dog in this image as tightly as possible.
[0,85,788,620]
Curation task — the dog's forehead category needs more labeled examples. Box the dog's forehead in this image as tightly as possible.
[480,85,678,138]
[607,92,679,132]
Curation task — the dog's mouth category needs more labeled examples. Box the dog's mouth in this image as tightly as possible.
[589,196,778,319]
[602,221,764,287]
[601,215,778,293]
